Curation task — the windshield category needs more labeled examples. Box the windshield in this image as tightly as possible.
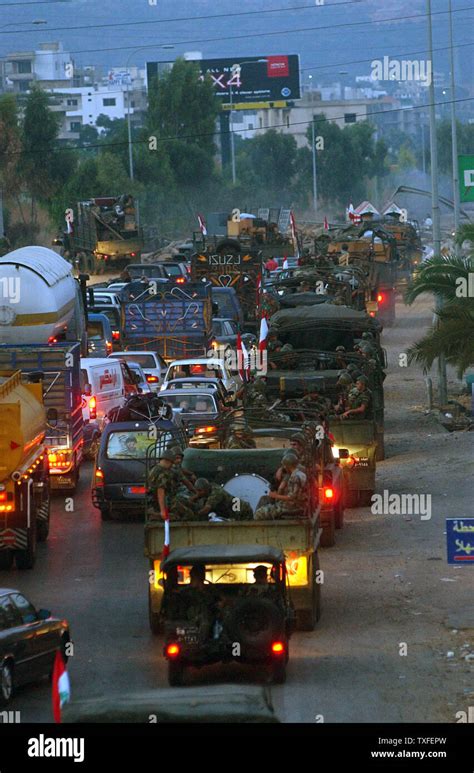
[106,430,173,460]
[112,354,156,369]
[163,394,216,413]
[163,264,182,277]
[170,563,276,585]
[87,321,106,340]
[167,364,223,380]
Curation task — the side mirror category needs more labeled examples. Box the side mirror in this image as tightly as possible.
[83,383,92,397]
[338,448,350,459]
[37,608,51,621]
[46,408,58,425]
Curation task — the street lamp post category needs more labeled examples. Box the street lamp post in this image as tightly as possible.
[311,117,318,216]
[426,0,447,405]
[125,44,174,181]
[448,0,460,251]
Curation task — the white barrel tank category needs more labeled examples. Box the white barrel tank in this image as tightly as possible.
[0,246,78,345]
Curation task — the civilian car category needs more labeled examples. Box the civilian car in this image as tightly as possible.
[164,377,232,407]
[124,360,152,394]
[92,419,179,520]
[126,263,187,284]
[211,318,255,349]
[161,545,294,686]
[0,589,70,705]
[161,358,241,401]
[109,351,165,391]
[87,312,113,357]
[88,305,122,349]
[160,389,222,441]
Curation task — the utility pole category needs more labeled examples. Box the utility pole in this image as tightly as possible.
[311,117,318,215]
[448,0,461,251]
[229,76,236,185]
[426,0,447,405]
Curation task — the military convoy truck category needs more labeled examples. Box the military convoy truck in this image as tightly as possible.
[191,250,262,332]
[0,370,50,570]
[120,281,212,363]
[144,429,323,635]
[66,195,143,274]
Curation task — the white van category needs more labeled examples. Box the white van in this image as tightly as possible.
[80,357,127,427]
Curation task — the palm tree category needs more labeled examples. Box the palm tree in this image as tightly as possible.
[405,252,474,377]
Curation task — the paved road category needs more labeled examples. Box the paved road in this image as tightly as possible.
[1,295,472,723]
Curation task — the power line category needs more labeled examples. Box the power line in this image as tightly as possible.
[4,3,474,58]
[2,94,472,160]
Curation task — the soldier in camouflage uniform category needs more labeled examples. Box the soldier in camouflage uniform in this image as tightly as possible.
[254,453,309,520]
[147,449,196,521]
[333,370,353,414]
[241,377,268,409]
[225,423,257,449]
[190,478,253,521]
[342,374,372,419]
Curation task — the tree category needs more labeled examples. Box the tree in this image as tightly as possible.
[235,130,298,199]
[406,253,474,376]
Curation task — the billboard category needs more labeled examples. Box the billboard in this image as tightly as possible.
[458,155,474,203]
[147,55,301,106]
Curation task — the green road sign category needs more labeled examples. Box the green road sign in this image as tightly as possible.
[458,155,474,203]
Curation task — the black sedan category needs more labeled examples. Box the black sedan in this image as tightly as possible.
[0,589,70,704]
[211,318,256,349]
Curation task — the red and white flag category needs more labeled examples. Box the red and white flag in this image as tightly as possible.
[162,516,170,559]
[259,315,269,352]
[324,216,329,231]
[290,210,297,241]
[197,214,207,237]
[52,649,71,723]
[282,256,289,269]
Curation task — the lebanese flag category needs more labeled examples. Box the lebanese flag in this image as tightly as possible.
[197,214,207,236]
[324,216,329,231]
[282,256,289,269]
[52,650,71,723]
[162,517,170,560]
[259,315,269,352]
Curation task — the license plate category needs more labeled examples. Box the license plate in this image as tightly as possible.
[355,459,369,468]
[126,486,146,495]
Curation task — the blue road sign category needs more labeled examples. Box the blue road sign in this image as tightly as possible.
[446,519,474,565]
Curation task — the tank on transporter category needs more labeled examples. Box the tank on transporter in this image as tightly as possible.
[64,194,143,274]
[0,370,50,571]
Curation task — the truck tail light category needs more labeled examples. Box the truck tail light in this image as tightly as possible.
[89,396,97,420]
[195,426,217,434]
[130,252,136,258]
[271,641,285,655]
[324,487,334,500]
[48,450,73,473]
[377,293,384,303]
[166,643,180,658]
[146,374,159,383]
[112,330,120,341]
[106,341,113,354]
[94,468,104,487]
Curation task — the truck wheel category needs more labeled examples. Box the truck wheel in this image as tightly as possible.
[0,551,14,570]
[0,661,14,705]
[37,491,50,542]
[168,660,185,687]
[335,498,344,530]
[359,490,375,507]
[148,586,162,635]
[320,512,335,548]
[15,517,37,571]
[272,660,287,684]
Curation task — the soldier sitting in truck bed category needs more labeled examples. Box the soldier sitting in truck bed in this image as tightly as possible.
[254,453,308,520]
[189,478,253,521]
[148,450,196,521]
[341,374,372,419]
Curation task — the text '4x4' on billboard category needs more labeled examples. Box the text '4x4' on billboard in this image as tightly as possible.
[147,55,301,106]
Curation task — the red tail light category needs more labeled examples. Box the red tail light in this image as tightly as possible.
[130,252,136,257]
[48,336,58,344]
[166,643,180,658]
[146,374,159,383]
[176,277,185,284]
[195,426,217,434]
[377,293,384,303]
[112,330,120,340]
[89,395,97,420]
[94,468,104,487]
[324,487,334,500]
[106,341,113,354]
[271,641,285,655]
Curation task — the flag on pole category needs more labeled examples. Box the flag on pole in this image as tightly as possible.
[52,650,71,723]
[324,216,329,231]
[162,516,170,559]
[290,211,299,259]
[197,214,207,236]
[282,256,289,269]
[259,315,269,352]
[237,333,250,381]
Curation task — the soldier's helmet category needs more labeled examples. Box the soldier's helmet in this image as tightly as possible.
[194,478,211,492]
[337,372,353,386]
[356,374,369,386]
[352,370,363,381]
[346,363,358,373]
[362,331,374,340]
[291,432,306,443]
[158,449,176,462]
[335,345,346,353]
[282,451,299,468]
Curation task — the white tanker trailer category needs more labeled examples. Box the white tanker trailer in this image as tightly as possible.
[0,246,85,345]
